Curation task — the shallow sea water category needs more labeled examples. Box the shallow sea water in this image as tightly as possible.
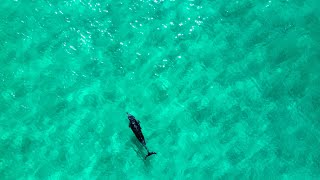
[1,0,320,179]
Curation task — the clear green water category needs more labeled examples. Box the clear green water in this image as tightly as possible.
[1,0,320,179]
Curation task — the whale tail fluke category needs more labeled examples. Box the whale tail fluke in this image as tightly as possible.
[145,151,156,160]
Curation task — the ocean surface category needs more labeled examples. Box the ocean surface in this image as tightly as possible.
[1,0,320,179]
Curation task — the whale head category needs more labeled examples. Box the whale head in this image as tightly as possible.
[127,112,135,121]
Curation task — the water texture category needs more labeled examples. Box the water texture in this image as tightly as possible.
[0,0,320,179]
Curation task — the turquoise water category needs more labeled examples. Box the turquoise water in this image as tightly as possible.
[1,0,320,179]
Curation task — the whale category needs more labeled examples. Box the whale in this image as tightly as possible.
[127,112,156,159]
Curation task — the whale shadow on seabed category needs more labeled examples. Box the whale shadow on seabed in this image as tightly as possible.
[129,136,153,169]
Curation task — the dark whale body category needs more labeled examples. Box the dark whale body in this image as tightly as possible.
[127,112,156,159]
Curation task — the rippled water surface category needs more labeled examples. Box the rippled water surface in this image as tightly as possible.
[1,0,320,179]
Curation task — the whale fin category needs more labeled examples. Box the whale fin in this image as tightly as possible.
[145,152,156,160]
